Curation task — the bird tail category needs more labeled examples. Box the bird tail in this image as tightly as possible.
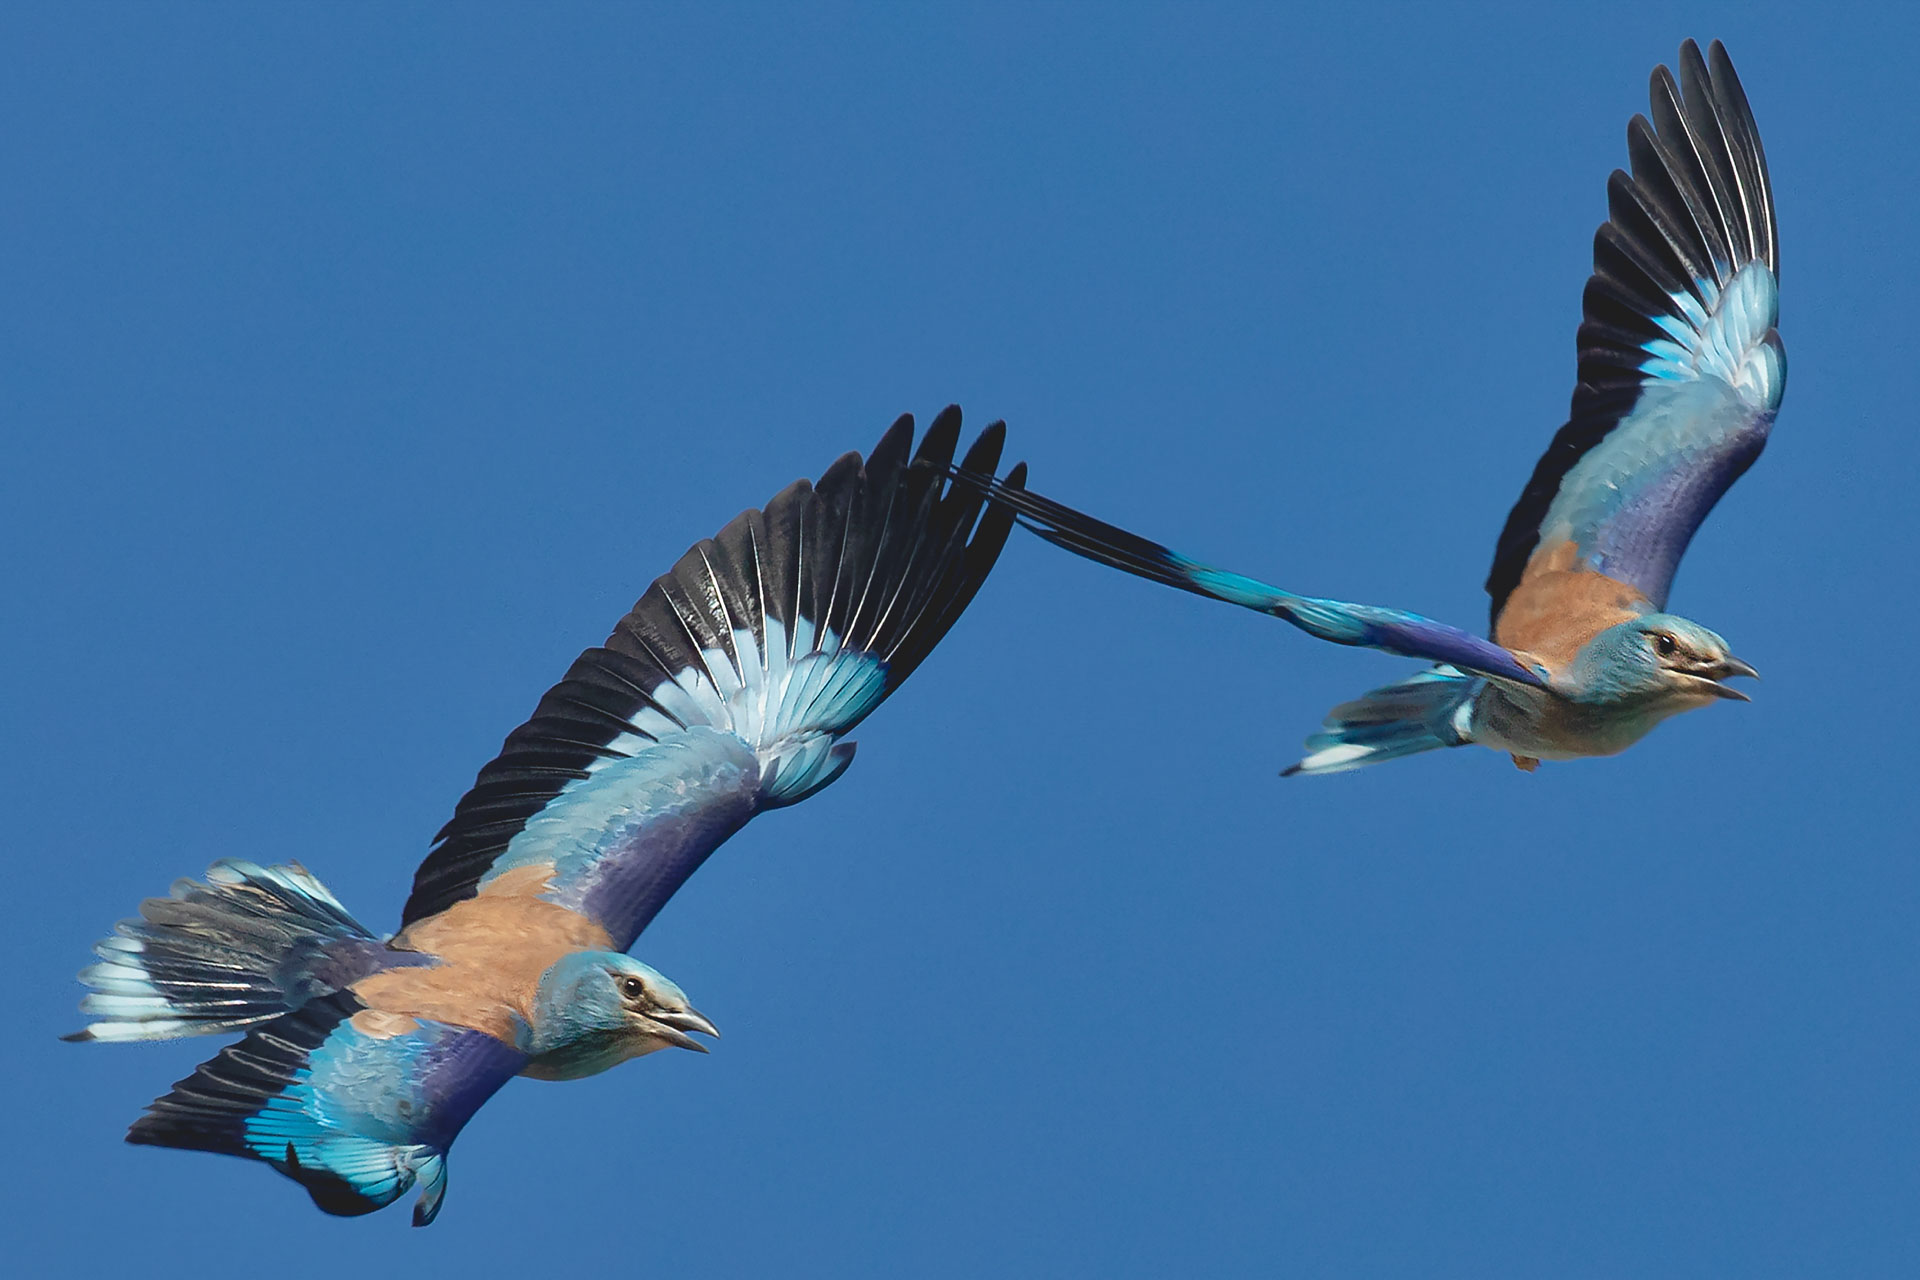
[66,859,381,1043]
[1284,666,1479,776]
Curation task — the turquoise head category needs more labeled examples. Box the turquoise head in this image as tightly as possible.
[522,951,719,1082]
[1566,613,1758,711]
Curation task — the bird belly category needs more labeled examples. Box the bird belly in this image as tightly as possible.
[1468,686,1667,761]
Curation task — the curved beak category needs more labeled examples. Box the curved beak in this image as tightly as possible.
[1718,656,1760,682]
[653,1006,721,1053]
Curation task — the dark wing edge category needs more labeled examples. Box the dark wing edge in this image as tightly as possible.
[401,408,1024,929]
[1486,39,1780,625]
[948,467,1546,687]
[125,992,524,1226]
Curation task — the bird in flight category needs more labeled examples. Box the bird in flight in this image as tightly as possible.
[68,409,1023,1224]
[957,40,1779,776]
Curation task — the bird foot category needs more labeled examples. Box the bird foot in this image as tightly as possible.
[1511,754,1539,772]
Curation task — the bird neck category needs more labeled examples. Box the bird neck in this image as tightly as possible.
[521,1026,656,1081]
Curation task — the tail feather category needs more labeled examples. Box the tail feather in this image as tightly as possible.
[68,860,381,1042]
[1283,667,1480,776]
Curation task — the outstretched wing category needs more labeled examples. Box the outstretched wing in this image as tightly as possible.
[952,472,1544,688]
[1486,40,1782,661]
[400,408,1022,951]
[127,991,526,1226]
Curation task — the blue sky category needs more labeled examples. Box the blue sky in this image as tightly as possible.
[5,4,1916,1276]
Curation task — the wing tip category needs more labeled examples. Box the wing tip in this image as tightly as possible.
[401,407,1024,927]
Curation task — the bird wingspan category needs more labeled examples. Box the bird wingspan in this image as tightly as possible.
[1486,40,1781,650]
[126,991,526,1226]
[950,471,1545,688]
[399,409,1023,951]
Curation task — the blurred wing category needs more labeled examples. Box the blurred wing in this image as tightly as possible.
[127,992,526,1226]
[955,471,1544,687]
[1487,40,1782,659]
[401,409,1022,951]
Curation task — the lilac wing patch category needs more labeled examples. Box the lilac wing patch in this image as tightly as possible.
[480,727,764,951]
[1537,378,1774,608]
[1336,608,1546,686]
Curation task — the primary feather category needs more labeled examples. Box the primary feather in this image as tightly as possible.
[73,408,1027,1223]
[951,42,1777,776]
[1488,39,1781,632]
[403,408,1023,948]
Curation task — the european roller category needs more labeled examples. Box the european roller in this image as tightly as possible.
[69,410,1024,1224]
[960,41,1779,776]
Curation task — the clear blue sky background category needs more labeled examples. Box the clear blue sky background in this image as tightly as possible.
[5,4,1914,1276]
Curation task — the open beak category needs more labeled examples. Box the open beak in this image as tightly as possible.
[1690,656,1759,702]
[653,1007,721,1053]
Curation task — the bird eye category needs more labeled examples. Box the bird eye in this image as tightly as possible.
[1652,633,1677,658]
[621,977,647,1001]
